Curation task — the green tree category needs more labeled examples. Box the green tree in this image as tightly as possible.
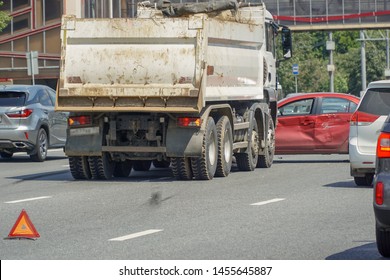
[277,29,388,97]
[0,1,11,32]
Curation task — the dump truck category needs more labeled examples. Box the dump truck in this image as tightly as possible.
[56,0,292,180]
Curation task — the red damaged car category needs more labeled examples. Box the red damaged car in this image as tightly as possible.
[275,93,360,155]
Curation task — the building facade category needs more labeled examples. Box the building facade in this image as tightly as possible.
[1,0,390,87]
[0,0,134,87]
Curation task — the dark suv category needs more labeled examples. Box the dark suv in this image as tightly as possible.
[0,85,67,161]
[374,114,390,257]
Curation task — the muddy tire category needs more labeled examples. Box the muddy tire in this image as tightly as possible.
[171,157,193,180]
[113,160,132,177]
[191,117,218,180]
[215,116,233,177]
[236,118,259,171]
[69,156,92,180]
[133,160,152,171]
[257,117,275,168]
[88,153,115,180]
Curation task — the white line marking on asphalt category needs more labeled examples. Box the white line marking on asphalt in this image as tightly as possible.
[109,229,163,241]
[251,198,286,206]
[5,196,52,204]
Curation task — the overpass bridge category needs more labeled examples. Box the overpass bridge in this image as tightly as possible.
[263,0,390,31]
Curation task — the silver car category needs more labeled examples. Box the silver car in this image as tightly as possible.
[349,80,390,186]
[0,85,67,161]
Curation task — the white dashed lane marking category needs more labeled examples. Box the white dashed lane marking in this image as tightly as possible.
[5,196,52,204]
[109,229,163,241]
[250,198,286,206]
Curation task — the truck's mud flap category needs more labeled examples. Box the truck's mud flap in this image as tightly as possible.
[166,123,203,158]
[65,129,103,156]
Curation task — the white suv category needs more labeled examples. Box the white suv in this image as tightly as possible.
[349,80,390,186]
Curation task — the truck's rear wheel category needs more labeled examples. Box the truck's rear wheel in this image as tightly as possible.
[171,157,193,180]
[153,159,171,168]
[257,117,275,168]
[69,156,92,180]
[215,116,233,177]
[113,160,132,177]
[88,153,114,179]
[133,160,152,171]
[236,118,259,171]
[191,117,218,180]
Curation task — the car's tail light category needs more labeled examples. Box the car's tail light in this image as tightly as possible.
[68,115,92,126]
[375,181,384,205]
[6,109,33,118]
[177,117,202,127]
[377,132,390,158]
[350,111,379,126]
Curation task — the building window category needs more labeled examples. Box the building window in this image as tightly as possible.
[3,13,31,34]
[44,0,62,22]
[11,0,30,10]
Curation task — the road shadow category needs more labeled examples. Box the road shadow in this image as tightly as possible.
[7,167,178,183]
[0,156,67,163]
[323,180,372,189]
[326,241,388,260]
[274,159,349,164]
[273,155,349,164]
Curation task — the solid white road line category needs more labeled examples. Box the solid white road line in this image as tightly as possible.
[251,198,286,206]
[5,196,52,204]
[109,229,163,241]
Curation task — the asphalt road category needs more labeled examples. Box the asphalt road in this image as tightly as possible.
[0,150,385,260]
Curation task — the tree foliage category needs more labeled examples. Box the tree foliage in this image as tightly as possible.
[277,30,387,97]
[0,1,11,32]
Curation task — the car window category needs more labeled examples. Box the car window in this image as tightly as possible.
[278,98,314,116]
[38,90,53,106]
[0,92,26,107]
[320,97,357,114]
[47,89,56,105]
[359,88,390,116]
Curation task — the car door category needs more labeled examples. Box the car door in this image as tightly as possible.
[314,97,357,153]
[276,98,316,153]
[46,89,67,146]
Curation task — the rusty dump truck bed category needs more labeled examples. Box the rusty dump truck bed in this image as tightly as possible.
[56,5,267,113]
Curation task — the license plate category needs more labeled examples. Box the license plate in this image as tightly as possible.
[69,126,99,136]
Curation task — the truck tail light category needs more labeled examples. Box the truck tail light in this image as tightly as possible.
[375,181,384,205]
[68,115,92,126]
[177,117,202,128]
[350,111,379,126]
[6,109,33,118]
[377,132,390,158]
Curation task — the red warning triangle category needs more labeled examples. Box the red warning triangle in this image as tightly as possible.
[7,209,40,239]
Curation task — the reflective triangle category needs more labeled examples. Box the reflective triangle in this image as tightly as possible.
[7,209,40,239]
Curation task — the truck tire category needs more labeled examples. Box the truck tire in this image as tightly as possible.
[113,160,132,177]
[215,116,233,177]
[236,118,259,171]
[69,156,92,180]
[30,128,48,162]
[133,160,152,171]
[376,222,390,258]
[88,153,114,179]
[191,117,218,180]
[257,117,275,168]
[171,157,193,180]
[153,159,171,168]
